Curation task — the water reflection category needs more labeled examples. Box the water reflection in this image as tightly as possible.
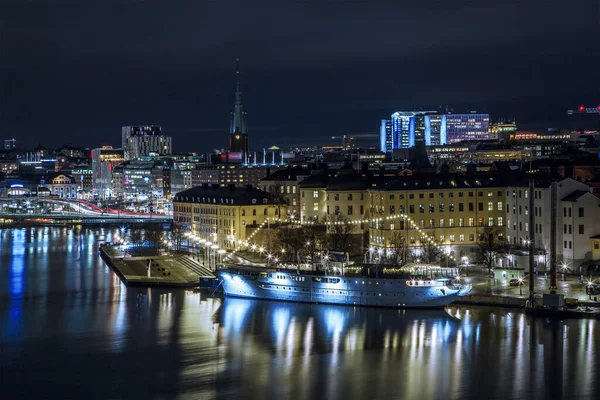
[0,227,599,399]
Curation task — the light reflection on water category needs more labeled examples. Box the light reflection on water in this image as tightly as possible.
[0,227,599,399]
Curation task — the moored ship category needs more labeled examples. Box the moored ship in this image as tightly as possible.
[216,265,471,309]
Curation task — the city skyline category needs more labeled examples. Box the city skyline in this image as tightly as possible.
[1,1,598,152]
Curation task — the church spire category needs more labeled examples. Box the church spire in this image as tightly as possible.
[230,59,247,134]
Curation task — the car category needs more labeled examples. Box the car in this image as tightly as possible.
[509,278,523,286]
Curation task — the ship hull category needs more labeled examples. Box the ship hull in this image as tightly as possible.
[217,268,461,309]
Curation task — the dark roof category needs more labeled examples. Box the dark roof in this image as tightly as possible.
[173,185,282,206]
[562,190,591,202]
[298,172,333,188]
[373,174,511,191]
[260,167,312,182]
[590,235,600,239]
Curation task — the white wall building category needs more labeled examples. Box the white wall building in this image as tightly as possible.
[45,174,79,199]
[506,178,600,269]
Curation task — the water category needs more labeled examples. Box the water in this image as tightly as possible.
[0,227,598,400]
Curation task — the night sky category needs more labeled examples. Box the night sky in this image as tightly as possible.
[1,0,598,152]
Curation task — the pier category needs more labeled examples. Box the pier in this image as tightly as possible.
[100,245,215,287]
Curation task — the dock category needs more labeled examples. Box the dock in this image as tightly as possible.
[100,245,215,287]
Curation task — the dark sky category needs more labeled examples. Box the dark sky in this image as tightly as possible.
[1,0,599,152]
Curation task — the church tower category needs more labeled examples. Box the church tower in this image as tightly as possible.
[229,60,249,154]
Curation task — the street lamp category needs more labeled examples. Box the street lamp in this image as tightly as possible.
[518,277,523,295]
[560,262,569,281]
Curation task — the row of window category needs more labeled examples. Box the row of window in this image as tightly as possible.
[386,201,503,214]
[372,233,478,244]
[380,191,502,200]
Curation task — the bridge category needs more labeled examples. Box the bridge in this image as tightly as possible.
[0,197,173,224]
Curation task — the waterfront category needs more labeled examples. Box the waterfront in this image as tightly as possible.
[1,227,599,399]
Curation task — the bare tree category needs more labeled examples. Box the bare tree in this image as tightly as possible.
[129,229,144,248]
[326,215,353,254]
[476,225,507,273]
[419,232,442,264]
[382,231,410,267]
[169,223,186,251]
[278,225,306,263]
[145,224,164,248]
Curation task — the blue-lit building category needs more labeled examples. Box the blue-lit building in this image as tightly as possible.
[445,113,490,143]
[380,111,489,152]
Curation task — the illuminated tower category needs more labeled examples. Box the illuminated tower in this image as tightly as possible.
[229,60,249,154]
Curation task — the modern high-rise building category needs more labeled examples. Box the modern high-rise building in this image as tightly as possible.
[380,111,489,152]
[91,146,125,198]
[229,61,249,154]
[121,125,172,160]
[3,138,17,150]
[445,113,490,143]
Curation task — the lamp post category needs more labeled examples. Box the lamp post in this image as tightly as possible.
[518,277,523,295]
[211,244,219,268]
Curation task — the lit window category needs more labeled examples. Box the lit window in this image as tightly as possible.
[488,202,493,211]
[313,191,318,198]
[498,217,503,227]
[497,202,503,211]
[459,234,465,242]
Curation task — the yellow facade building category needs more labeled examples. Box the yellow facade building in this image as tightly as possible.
[368,175,508,259]
[173,184,286,250]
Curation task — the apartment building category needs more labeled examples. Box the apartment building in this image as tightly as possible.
[368,175,509,258]
[505,178,600,269]
[172,184,286,250]
[260,167,311,218]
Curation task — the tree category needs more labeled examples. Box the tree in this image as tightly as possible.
[419,232,442,264]
[145,224,164,248]
[169,223,186,251]
[278,225,306,263]
[325,215,353,254]
[382,231,410,267]
[476,225,507,273]
[129,229,144,248]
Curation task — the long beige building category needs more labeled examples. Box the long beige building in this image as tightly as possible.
[368,175,509,260]
[173,184,286,250]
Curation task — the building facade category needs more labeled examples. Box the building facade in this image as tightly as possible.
[192,165,277,188]
[172,185,286,250]
[260,167,312,218]
[44,173,78,199]
[380,111,489,152]
[91,146,124,199]
[121,125,172,161]
[368,175,508,260]
[505,178,600,269]
[445,113,490,143]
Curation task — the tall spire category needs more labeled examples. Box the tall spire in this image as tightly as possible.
[230,59,247,134]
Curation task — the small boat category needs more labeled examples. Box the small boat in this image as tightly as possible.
[216,264,471,309]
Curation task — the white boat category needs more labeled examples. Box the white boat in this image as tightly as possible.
[216,265,471,309]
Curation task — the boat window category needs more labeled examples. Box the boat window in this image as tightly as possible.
[313,277,322,282]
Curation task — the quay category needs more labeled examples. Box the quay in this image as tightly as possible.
[100,245,215,287]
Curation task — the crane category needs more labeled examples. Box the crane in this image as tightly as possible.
[567,105,600,115]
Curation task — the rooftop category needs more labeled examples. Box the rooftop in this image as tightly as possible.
[173,185,282,206]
